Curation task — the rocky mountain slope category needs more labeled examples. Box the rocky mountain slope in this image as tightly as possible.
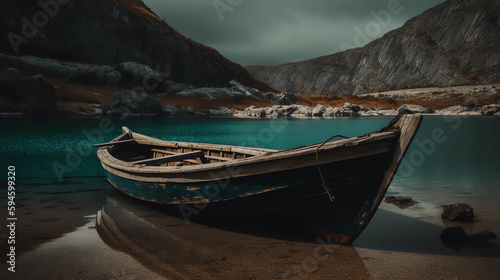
[247,0,500,95]
[0,0,270,90]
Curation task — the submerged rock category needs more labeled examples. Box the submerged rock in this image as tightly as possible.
[441,227,468,250]
[468,231,499,244]
[384,195,414,208]
[441,227,500,250]
[442,203,474,221]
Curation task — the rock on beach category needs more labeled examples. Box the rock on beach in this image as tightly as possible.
[384,195,414,208]
[442,203,474,221]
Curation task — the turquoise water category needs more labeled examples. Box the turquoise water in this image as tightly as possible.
[0,115,499,231]
[0,116,393,178]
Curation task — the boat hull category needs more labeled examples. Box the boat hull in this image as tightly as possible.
[102,136,396,204]
[105,150,394,243]
[96,114,423,243]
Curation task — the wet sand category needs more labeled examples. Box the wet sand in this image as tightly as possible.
[1,181,499,280]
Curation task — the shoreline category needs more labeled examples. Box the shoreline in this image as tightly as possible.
[1,64,499,117]
[1,102,500,118]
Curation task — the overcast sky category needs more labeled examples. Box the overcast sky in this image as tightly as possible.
[142,0,445,66]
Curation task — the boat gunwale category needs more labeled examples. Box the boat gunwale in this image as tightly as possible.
[97,131,398,175]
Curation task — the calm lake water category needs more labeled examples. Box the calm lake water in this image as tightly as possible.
[1,116,499,221]
[0,115,499,278]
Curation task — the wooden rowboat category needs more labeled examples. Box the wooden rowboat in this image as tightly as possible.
[94,113,422,244]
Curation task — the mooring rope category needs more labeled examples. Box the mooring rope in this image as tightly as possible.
[315,134,348,202]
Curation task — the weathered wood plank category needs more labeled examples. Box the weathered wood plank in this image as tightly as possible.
[131,150,205,166]
[152,148,241,163]
[205,155,232,162]
[151,149,201,164]
[151,148,180,155]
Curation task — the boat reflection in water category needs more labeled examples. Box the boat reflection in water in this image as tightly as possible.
[96,188,371,279]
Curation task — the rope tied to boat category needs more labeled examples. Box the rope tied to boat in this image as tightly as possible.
[315,134,348,202]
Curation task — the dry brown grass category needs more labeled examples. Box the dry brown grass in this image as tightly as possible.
[53,81,126,106]
[52,80,136,114]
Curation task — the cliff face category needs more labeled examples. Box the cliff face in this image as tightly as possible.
[0,0,270,90]
[247,0,500,95]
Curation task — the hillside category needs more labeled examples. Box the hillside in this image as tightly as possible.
[247,0,500,95]
[0,0,270,90]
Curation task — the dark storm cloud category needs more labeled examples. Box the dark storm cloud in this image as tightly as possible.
[142,0,445,66]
